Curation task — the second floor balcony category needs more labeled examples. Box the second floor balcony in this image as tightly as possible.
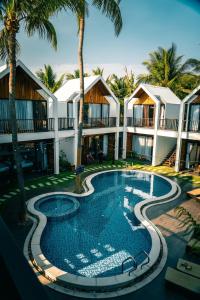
[127,117,154,128]
[0,118,54,134]
[83,117,117,129]
[183,120,200,133]
[58,118,74,130]
[159,119,179,131]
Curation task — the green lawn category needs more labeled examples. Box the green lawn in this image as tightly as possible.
[0,159,199,212]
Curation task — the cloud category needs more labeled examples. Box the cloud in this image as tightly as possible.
[31,63,146,79]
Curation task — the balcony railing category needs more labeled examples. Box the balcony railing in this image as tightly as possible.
[0,118,54,134]
[58,118,74,130]
[127,117,154,128]
[183,120,200,133]
[83,117,116,128]
[159,119,179,131]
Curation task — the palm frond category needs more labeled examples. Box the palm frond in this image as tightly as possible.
[92,0,122,36]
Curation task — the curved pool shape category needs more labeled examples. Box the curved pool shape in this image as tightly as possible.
[34,170,172,279]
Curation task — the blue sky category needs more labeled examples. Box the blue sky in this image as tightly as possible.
[15,0,200,78]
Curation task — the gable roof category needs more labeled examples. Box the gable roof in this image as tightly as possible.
[54,76,119,105]
[0,60,57,101]
[182,84,200,104]
[128,83,181,105]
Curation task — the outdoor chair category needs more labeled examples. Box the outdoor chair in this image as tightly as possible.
[165,266,200,294]
[187,188,200,198]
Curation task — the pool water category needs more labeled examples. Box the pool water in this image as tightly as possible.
[37,171,172,278]
[35,195,74,217]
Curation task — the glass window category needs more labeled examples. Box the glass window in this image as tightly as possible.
[89,104,101,118]
[102,104,109,118]
[67,102,73,118]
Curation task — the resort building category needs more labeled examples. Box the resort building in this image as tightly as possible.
[123,84,181,166]
[54,76,121,166]
[0,60,59,184]
[175,85,200,171]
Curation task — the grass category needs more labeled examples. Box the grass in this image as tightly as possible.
[0,159,200,212]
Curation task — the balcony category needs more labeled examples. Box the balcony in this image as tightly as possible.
[0,118,54,134]
[83,117,116,129]
[127,117,154,128]
[58,118,74,130]
[159,119,179,131]
[183,120,200,133]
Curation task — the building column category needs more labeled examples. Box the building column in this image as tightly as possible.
[175,102,184,172]
[152,102,160,166]
[122,99,128,159]
[73,101,79,167]
[54,137,59,174]
[53,96,59,174]
[115,131,119,160]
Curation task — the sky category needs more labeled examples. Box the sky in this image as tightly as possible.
[6,0,200,78]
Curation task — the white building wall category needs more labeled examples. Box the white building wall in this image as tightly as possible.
[57,101,67,118]
[154,136,177,165]
[126,99,135,117]
[165,104,180,119]
[59,137,75,165]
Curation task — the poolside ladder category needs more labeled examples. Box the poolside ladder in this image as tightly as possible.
[121,256,138,275]
[122,251,150,276]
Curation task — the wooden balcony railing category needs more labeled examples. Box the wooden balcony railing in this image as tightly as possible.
[127,117,154,128]
[159,119,179,131]
[183,120,200,132]
[83,117,116,128]
[58,118,74,130]
[0,118,54,134]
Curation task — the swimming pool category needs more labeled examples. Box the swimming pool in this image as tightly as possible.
[27,170,179,295]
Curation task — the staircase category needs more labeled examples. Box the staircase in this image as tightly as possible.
[162,147,176,167]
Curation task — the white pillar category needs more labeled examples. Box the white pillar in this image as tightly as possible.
[115,131,119,160]
[73,101,79,167]
[122,99,128,159]
[53,96,59,174]
[175,102,184,172]
[152,102,160,166]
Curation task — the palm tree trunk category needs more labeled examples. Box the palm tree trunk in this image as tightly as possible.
[75,16,85,193]
[8,31,26,222]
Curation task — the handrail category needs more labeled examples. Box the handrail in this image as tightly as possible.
[135,250,150,269]
[121,256,137,274]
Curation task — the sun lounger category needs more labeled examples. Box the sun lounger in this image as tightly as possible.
[186,239,200,254]
[177,258,200,279]
[187,188,200,197]
[165,267,200,294]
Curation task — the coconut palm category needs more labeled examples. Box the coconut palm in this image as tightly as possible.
[0,0,81,221]
[187,58,200,73]
[73,0,123,192]
[107,67,136,116]
[36,65,65,93]
[137,44,195,98]
[92,67,104,76]
[66,69,89,80]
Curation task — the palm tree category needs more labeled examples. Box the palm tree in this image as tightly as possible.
[66,69,89,80]
[36,65,65,93]
[107,67,136,116]
[137,44,196,98]
[0,0,80,221]
[187,58,200,73]
[92,67,104,76]
[74,0,123,192]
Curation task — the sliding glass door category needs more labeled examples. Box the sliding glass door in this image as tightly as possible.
[132,135,153,161]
